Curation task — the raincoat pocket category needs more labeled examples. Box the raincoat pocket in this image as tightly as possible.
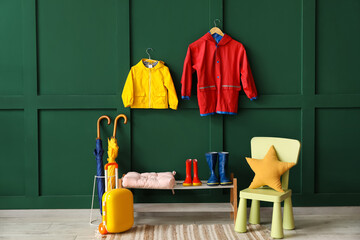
[221,85,241,91]
[199,85,216,91]
[153,91,167,105]
[220,86,241,107]
[134,92,146,105]
[198,86,217,114]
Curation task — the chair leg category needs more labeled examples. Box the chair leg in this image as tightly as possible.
[249,200,260,224]
[234,197,247,233]
[283,197,295,230]
[271,202,284,239]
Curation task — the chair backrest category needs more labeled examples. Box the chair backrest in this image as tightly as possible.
[251,137,301,190]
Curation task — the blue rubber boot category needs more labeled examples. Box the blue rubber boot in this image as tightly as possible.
[206,152,219,186]
[218,152,232,185]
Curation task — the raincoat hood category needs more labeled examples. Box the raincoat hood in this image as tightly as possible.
[136,58,166,70]
[202,32,233,46]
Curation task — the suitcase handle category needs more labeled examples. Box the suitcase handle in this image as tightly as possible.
[105,162,118,170]
[104,163,119,192]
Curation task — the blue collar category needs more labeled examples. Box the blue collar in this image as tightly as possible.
[209,32,223,44]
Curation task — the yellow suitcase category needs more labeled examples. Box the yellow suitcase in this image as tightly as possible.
[99,163,134,234]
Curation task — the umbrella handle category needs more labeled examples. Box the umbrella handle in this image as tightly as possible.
[97,115,111,139]
[113,114,128,138]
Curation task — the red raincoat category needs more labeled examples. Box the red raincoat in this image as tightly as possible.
[181,33,258,116]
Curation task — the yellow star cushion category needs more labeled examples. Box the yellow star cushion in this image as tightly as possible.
[246,145,295,192]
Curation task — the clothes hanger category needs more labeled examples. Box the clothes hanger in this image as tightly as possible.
[209,19,224,37]
[144,48,158,68]
[146,48,153,60]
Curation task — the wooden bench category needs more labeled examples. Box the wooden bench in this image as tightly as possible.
[119,173,238,223]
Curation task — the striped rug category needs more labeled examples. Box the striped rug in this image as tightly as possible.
[95,224,271,240]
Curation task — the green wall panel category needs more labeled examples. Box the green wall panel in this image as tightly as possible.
[39,109,117,196]
[315,108,360,194]
[37,0,120,95]
[316,0,360,94]
[224,109,302,194]
[0,110,25,196]
[224,0,302,95]
[0,0,23,95]
[131,110,209,179]
[0,0,360,208]
[130,0,209,94]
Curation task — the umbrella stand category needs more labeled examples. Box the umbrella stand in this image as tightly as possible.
[107,114,127,190]
[90,174,105,224]
[93,115,111,214]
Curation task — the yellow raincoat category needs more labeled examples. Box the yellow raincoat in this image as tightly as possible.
[122,59,178,110]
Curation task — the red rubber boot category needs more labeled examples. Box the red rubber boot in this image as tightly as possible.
[183,159,192,186]
[192,159,202,186]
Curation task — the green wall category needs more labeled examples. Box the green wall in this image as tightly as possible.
[0,0,359,209]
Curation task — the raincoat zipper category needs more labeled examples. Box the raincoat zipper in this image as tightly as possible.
[148,69,151,108]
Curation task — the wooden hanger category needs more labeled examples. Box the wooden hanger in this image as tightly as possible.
[209,19,224,36]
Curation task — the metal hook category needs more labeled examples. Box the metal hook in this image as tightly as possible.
[113,114,128,138]
[214,19,221,28]
[146,48,153,60]
[97,115,111,139]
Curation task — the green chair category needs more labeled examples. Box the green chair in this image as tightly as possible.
[234,137,301,239]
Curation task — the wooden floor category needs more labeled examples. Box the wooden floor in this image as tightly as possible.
[0,206,359,239]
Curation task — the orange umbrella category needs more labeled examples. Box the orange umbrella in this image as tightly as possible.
[106,114,127,190]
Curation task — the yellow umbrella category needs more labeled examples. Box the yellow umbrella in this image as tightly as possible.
[107,114,127,190]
